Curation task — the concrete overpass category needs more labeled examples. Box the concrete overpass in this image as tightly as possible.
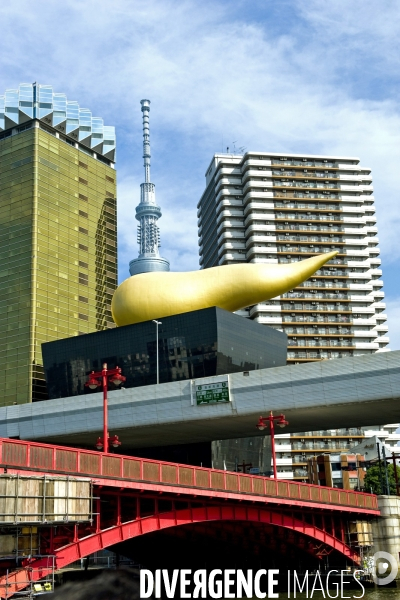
[0,351,399,449]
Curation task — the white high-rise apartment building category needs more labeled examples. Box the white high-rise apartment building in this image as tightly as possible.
[199,151,395,481]
[198,151,389,359]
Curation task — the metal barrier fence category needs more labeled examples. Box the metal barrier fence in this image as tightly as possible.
[0,438,378,511]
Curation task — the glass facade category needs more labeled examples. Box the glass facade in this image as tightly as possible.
[212,436,273,475]
[42,307,287,399]
[0,122,117,406]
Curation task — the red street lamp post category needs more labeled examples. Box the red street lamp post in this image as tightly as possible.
[256,412,289,479]
[85,363,126,453]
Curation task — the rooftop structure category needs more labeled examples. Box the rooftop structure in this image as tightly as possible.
[0,83,115,162]
[42,307,287,398]
[129,100,169,276]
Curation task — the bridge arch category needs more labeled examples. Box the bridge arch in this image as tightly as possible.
[0,504,359,598]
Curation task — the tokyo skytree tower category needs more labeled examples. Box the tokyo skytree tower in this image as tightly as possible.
[129,100,170,276]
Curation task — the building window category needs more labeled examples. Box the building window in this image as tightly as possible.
[79,193,88,201]
[79,296,88,303]
[79,177,88,185]
[79,243,88,251]
[78,313,88,321]
[79,227,88,235]
[106,175,115,183]
[79,210,88,218]
[79,161,88,169]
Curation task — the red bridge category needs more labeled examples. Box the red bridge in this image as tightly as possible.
[0,437,379,598]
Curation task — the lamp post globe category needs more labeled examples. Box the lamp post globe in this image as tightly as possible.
[85,363,126,453]
[256,412,289,479]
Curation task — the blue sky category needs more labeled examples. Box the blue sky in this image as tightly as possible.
[1,0,399,348]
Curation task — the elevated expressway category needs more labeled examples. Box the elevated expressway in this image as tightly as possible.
[0,351,398,450]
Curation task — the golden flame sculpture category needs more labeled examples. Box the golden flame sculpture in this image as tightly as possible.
[111,251,338,327]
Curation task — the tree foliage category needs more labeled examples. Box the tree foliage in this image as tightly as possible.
[364,463,400,495]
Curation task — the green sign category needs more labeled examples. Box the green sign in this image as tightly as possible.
[196,381,229,405]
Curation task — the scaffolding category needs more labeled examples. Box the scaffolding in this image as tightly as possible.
[2,558,55,599]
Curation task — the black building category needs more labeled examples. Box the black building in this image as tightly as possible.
[42,307,287,399]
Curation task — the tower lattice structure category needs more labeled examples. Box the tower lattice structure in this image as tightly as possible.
[129,100,169,276]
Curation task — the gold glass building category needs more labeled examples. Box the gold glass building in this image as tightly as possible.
[0,83,117,406]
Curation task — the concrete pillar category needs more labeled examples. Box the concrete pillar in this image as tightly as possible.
[372,495,400,576]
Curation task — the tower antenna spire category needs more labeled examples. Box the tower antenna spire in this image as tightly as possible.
[141,99,151,183]
[129,100,170,276]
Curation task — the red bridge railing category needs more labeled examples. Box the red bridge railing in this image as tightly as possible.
[0,437,378,512]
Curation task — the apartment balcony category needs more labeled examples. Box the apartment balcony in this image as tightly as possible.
[242,168,270,178]
[275,213,343,222]
[218,243,247,254]
[273,181,340,191]
[278,258,348,268]
[344,249,371,257]
[243,200,276,215]
[277,472,294,480]
[277,234,344,243]
[282,291,349,300]
[218,252,247,262]
[276,224,345,234]
[315,268,349,276]
[274,444,292,451]
[217,167,242,176]
[282,304,352,313]
[276,246,343,255]
[274,195,339,203]
[243,191,275,204]
[350,330,377,338]
[216,221,245,237]
[243,179,272,192]
[217,228,245,241]
[353,342,379,350]
[371,279,384,288]
[270,159,339,168]
[272,170,340,180]
[215,189,241,205]
[348,285,374,293]
[288,340,356,349]
[370,257,381,266]
[294,428,364,437]
[275,458,293,466]
[341,206,366,214]
[296,281,350,290]
[282,315,353,324]
[255,318,283,327]
[287,351,353,361]
[243,190,273,206]
[216,211,244,227]
[250,306,282,319]
[285,327,354,336]
[293,469,309,479]
[373,291,385,299]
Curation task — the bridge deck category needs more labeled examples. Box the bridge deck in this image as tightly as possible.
[0,438,378,514]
